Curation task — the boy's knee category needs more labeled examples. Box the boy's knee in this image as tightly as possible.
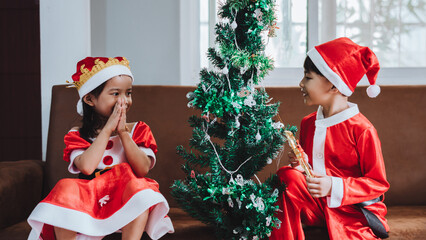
[277,166,305,186]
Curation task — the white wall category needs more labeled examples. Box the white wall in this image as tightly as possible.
[91,0,180,85]
[40,0,91,160]
[41,0,182,159]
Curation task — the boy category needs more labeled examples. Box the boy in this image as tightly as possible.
[270,37,389,239]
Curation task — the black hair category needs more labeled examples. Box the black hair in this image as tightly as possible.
[303,56,324,76]
[79,82,107,141]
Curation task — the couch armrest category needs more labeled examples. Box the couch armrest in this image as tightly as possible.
[0,160,44,229]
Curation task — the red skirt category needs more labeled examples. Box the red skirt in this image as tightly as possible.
[27,163,174,240]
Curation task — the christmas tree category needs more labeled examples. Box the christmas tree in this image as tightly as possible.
[171,0,292,239]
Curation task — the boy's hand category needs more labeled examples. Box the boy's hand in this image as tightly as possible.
[306,175,332,198]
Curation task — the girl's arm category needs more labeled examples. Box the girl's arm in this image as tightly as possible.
[74,101,122,175]
[119,128,152,178]
[117,100,151,178]
[73,129,111,175]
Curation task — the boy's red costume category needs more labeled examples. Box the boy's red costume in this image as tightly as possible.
[271,38,389,239]
[271,103,389,239]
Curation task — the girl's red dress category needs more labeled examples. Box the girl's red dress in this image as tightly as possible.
[27,121,174,240]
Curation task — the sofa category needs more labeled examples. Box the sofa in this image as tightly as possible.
[0,85,425,240]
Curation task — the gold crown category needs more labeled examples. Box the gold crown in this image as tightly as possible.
[70,57,130,90]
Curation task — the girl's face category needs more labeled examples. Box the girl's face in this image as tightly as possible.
[88,75,133,117]
[299,70,334,106]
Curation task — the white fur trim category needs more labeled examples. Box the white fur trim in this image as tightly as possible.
[327,176,344,208]
[312,125,327,176]
[27,189,174,240]
[69,149,85,174]
[307,48,353,96]
[76,65,133,116]
[139,147,156,169]
[366,84,381,98]
[313,103,359,175]
[315,103,359,128]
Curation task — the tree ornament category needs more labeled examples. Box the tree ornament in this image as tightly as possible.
[244,95,256,107]
[254,9,263,21]
[228,196,234,208]
[272,121,284,129]
[231,21,238,30]
[255,131,261,141]
[223,65,229,75]
[236,174,245,186]
[186,91,195,100]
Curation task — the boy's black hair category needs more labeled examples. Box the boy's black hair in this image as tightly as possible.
[303,56,324,76]
[79,82,107,141]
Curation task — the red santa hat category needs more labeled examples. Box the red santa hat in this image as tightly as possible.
[307,37,381,98]
[69,57,134,115]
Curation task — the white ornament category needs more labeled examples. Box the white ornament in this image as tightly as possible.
[266,216,272,227]
[272,188,279,197]
[256,197,265,211]
[222,187,231,195]
[244,95,256,107]
[232,102,242,110]
[266,158,272,164]
[235,118,240,128]
[236,198,242,209]
[272,121,284,129]
[231,21,238,30]
[228,196,234,208]
[236,174,245,186]
[250,194,257,206]
[187,101,194,108]
[222,66,229,75]
[255,131,261,141]
[186,91,195,100]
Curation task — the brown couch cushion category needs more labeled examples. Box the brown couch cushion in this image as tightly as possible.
[0,160,43,229]
[45,85,426,208]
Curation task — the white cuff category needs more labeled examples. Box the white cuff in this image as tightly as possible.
[327,176,344,208]
[140,147,156,169]
[68,149,85,174]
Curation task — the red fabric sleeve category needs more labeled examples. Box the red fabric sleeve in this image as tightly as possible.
[63,131,91,162]
[132,121,158,154]
[341,126,390,205]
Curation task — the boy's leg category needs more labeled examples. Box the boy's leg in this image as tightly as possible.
[325,206,381,240]
[270,166,325,240]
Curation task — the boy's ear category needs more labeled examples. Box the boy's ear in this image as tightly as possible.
[330,85,340,94]
[83,94,95,106]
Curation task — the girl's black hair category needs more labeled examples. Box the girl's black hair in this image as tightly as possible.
[303,56,324,76]
[79,82,107,141]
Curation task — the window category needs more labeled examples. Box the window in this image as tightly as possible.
[193,0,426,86]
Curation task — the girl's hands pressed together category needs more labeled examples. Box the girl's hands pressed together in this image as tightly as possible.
[104,100,123,135]
[116,97,129,134]
[306,175,332,198]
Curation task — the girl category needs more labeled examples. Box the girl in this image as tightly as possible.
[27,57,174,240]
